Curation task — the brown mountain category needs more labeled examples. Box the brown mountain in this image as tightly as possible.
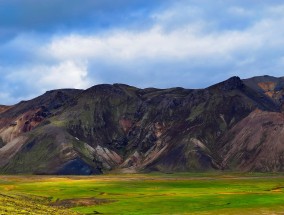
[0,75,284,174]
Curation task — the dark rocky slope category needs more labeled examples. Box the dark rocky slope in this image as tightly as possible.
[0,75,284,174]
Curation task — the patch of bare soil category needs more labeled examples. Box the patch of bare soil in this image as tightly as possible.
[270,186,284,192]
[50,197,115,208]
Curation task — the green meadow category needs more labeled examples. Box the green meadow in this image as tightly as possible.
[0,173,284,214]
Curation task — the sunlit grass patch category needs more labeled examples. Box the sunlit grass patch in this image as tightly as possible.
[0,173,283,214]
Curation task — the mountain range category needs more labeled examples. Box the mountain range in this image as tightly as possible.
[1,75,284,174]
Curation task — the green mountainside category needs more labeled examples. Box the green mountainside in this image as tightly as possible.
[1,76,284,174]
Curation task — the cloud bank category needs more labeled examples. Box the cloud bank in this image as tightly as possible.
[1,0,284,104]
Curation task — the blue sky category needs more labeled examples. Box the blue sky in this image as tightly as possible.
[1,0,284,104]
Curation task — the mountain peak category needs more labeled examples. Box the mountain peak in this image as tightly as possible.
[219,76,244,91]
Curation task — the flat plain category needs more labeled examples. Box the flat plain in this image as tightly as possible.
[0,173,284,215]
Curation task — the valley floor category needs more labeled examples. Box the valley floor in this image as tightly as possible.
[0,173,284,214]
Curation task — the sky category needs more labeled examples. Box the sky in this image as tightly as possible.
[1,0,284,104]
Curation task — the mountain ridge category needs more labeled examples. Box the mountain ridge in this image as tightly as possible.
[1,75,284,174]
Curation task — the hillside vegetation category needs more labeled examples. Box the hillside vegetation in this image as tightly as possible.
[1,76,284,174]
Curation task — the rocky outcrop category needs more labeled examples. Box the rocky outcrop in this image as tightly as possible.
[219,76,244,91]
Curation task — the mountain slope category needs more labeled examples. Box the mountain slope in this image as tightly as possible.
[0,76,284,174]
[221,110,284,172]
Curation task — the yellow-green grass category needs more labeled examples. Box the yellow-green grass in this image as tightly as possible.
[0,173,284,214]
[0,191,78,214]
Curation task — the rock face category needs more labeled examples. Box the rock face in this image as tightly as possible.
[0,76,284,174]
[221,110,284,172]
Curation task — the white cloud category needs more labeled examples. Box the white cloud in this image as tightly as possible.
[1,60,92,104]
[44,26,257,63]
[11,60,91,90]
[35,60,91,90]
[40,1,284,74]
[35,4,284,91]
[2,1,284,105]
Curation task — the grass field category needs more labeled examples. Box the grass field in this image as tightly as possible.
[0,173,284,214]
